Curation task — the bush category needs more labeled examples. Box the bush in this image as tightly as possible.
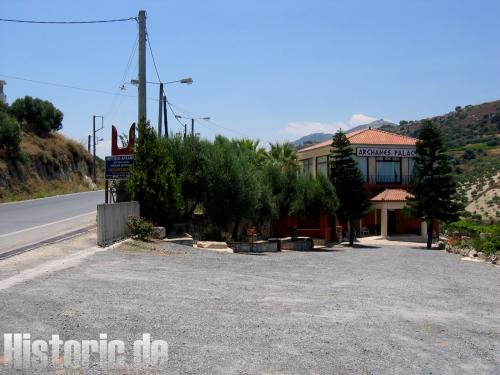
[128,120,183,228]
[468,236,500,256]
[128,216,154,241]
[10,96,63,137]
[0,112,21,156]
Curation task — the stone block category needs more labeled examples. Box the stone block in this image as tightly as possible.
[153,226,166,239]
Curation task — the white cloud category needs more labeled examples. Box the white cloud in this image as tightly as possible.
[349,114,379,127]
[284,121,348,137]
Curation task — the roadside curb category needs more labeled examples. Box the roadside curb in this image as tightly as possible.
[0,225,96,261]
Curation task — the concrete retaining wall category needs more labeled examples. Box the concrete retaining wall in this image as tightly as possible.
[232,241,278,253]
[97,201,140,247]
[280,237,314,251]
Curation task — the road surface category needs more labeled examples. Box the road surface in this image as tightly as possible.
[0,191,104,256]
[0,240,498,373]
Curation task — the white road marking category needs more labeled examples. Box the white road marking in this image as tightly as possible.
[0,190,104,207]
[0,211,96,238]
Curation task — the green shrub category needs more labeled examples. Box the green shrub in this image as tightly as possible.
[128,120,183,228]
[127,216,154,241]
[468,236,500,256]
[10,96,63,137]
[0,112,21,156]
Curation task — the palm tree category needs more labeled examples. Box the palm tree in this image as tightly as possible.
[266,142,299,172]
[235,138,268,166]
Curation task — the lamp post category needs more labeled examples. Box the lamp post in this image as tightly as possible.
[175,115,210,136]
[130,77,193,137]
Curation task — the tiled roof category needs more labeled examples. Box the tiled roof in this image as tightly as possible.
[297,128,417,152]
[349,128,417,146]
[370,189,414,202]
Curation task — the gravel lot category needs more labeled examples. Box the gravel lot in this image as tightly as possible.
[0,239,499,374]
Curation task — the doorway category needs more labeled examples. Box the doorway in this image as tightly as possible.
[388,210,397,235]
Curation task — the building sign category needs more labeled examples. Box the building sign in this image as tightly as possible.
[356,147,416,158]
[105,155,134,179]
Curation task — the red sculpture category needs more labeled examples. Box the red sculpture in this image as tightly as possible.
[111,123,135,156]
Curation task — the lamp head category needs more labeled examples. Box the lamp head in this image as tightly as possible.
[179,77,193,85]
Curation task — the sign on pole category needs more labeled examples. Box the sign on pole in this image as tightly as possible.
[105,155,134,180]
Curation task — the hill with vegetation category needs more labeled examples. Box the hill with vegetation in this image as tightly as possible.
[292,133,333,149]
[380,100,500,223]
[0,96,102,202]
[347,119,396,133]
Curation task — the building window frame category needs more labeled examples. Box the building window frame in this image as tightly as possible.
[301,158,313,175]
[316,155,330,176]
[375,156,402,184]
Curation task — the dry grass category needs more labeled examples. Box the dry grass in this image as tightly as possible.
[0,131,104,202]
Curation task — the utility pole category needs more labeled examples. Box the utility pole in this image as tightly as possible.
[157,83,163,136]
[88,135,91,153]
[163,95,168,138]
[92,115,104,184]
[191,118,194,136]
[92,117,96,183]
[138,10,147,125]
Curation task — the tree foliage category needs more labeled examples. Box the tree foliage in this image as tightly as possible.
[407,120,463,248]
[199,136,264,240]
[0,111,21,156]
[10,96,63,137]
[129,130,337,241]
[127,120,183,228]
[266,142,299,172]
[330,130,370,246]
[163,134,211,219]
[264,165,337,237]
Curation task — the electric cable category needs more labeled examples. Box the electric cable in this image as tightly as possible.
[0,17,136,24]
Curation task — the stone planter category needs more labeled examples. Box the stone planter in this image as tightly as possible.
[280,237,314,251]
[231,241,278,253]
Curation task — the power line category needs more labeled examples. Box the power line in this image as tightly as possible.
[146,28,161,82]
[0,17,137,24]
[167,101,262,141]
[165,100,220,135]
[0,73,159,102]
[104,35,139,118]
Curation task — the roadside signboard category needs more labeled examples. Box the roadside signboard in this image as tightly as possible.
[105,155,134,180]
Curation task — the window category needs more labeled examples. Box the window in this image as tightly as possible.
[352,155,368,181]
[316,156,329,176]
[301,158,312,175]
[376,157,401,183]
[408,158,415,177]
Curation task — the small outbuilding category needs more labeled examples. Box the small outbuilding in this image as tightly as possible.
[370,188,424,238]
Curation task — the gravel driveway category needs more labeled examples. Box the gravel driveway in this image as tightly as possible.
[0,240,498,374]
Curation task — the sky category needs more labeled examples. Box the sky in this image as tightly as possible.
[1,0,500,157]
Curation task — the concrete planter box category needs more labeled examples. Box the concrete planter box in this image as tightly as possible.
[280,237,314,251]
[232,241,278,253]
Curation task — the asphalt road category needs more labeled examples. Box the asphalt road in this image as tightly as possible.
[0,240,497,374]
[0,191,104,255]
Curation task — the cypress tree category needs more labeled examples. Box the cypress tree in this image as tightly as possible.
[407,120,463,249]
[330,131,370,246]
[128,120,183,228]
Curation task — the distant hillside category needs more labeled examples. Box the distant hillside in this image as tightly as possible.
[0,131,102,202]
[380,100,500,149]
[381,100,500,223]
[347,119,396,133]
[292,133,333,149]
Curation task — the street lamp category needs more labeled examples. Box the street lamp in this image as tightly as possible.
[175,115,210,136]
[129,77,193,137]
